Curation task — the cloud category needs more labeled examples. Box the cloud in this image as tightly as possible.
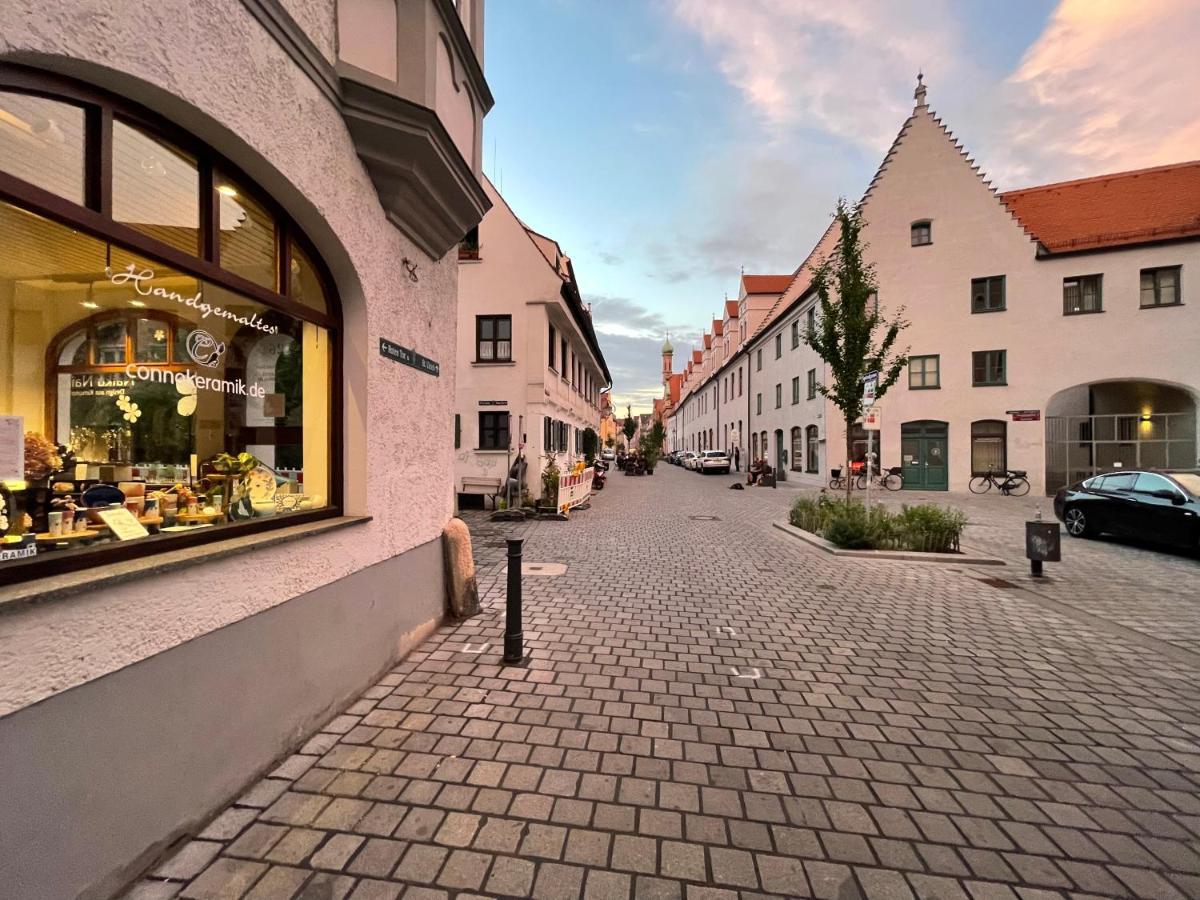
[994,0,1200,185]
[588,295,703,411]
[669,0,969,151]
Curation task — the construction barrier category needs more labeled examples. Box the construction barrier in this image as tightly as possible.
[558,468,594,511]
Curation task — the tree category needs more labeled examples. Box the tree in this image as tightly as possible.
[649,420,665,452]
[604,436,615,449]
[803,199,909,500]
[581,427,598,464]
[622,416,637,443]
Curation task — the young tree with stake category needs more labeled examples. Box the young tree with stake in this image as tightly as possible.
[803,200,909,500]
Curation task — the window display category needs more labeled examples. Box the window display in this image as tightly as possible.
[0,76,339,582]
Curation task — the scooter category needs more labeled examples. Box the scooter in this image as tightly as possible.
[592,462,607,490]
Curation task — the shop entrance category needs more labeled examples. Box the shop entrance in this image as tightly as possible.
[774,428,786,480]
[901,420,948,491]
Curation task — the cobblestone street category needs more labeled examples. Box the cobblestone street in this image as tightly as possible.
[135,466,1200,900]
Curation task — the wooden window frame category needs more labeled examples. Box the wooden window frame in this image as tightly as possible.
[0,66,344,587]
[478,411,509,450]
[970,275,1006,314]
[971,349,1007,387]
[1140,265,1182,308]
[908,354,940,390]
[911,220,932,247]
[1063,274,1103,315]
[475,314,512,363]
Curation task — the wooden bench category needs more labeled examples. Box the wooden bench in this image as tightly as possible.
[461,476,504,509]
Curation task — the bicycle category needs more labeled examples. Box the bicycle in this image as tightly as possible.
[855,465,904,491]
[968,469,1030,496]
[828,467,853,490]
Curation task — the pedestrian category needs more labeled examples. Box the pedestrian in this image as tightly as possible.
[733,446,740,472]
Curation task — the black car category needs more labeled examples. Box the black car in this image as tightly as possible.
[1054,470,1200,550]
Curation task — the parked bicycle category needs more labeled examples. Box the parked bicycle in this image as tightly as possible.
[856,465,904,491]
[968,468,1030,496]
[829,467,853,490]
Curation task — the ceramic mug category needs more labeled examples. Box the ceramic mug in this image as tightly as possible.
[74,510,88,533]
[47,511,63,536]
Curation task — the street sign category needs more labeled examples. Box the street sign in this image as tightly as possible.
[1007,409,1040,421]
[862,371,878,404]
[863,406,882,431]
[379,337,440,377]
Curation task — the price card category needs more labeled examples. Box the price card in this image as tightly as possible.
[0,415,23,482]
[97,507,150,540]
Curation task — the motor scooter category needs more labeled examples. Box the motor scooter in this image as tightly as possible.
[592,462,607,490]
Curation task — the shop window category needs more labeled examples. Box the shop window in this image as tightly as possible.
[790,427,803,471]
[0,91,87,204]
[476,315,512,362]
[806,425,819,473]
[478,411,509,450]
[0,74,340,586]
[112,118,200,255]
[217,174,277,291]
[971,420,1007,475]
[287,241,329,314]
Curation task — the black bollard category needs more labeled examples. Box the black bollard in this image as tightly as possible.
[503,537,524,664]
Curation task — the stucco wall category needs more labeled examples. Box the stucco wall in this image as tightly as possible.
[859,106,1200,492]
[0,0,458,713]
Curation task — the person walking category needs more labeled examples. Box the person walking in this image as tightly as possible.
[733,445,740,472]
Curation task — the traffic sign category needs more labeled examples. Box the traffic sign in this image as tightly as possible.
[863,405,882,431]
[862,371,878,404]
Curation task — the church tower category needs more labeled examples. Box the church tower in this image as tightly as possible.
[661,334,674,388]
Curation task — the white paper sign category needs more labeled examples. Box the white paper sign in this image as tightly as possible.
[0,415,23,482]
[98,507,150,541]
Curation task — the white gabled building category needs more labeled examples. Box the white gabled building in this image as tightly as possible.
[455,180,611,506]
[664,77,1199,495]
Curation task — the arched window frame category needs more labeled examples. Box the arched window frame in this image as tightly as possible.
[0,66,344,584]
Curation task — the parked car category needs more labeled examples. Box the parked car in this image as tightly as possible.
[601,449,615,462]
[697,450,731,475]
[678,451,698,470]
[1054,470,1200,550]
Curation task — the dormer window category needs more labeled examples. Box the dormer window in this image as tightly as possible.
[911,220,932,247]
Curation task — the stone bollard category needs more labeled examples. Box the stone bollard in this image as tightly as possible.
[442,517,480,620]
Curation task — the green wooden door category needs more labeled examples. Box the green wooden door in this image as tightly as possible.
[901,421,949,491]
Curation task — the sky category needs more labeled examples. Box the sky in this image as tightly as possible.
[482,0,1200,413]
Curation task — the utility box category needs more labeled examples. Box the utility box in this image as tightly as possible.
[1025,521,1061,562]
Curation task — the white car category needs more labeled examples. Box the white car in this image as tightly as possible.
[697,450,731,474]
[678,451,698,470]
[601,449,615,461]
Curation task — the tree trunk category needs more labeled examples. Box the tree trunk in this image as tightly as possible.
[845,416,854,503]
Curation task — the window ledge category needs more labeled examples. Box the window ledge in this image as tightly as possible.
[1064,309,1105,316]
[472,360,516,366]
[0,515,371,613]
[1140,303,1184,309]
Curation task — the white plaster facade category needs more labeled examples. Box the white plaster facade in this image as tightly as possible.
[0,2,493,897]
[455,180,609,504]
[665,83,1199,496]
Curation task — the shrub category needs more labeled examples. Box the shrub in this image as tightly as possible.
[789,496,966,553]
[893,503,967,553]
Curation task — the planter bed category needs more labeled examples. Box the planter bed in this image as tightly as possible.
[773,520,1005,566]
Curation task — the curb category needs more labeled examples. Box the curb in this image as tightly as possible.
[772,521,1006,566]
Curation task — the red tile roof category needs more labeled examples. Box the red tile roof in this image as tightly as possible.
[712,320,723,336]
[669,373,681,404]
[1000,161,1200,253]
[725,300,739,317]
[692,350,702,364]
[742,274,792,295]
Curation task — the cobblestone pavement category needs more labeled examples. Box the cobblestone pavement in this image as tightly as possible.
[132,465,1200,900]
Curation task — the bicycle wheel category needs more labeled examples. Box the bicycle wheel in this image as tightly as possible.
[829,477,842,490]
[883,472,903,491]
[1007,476,1031,496]
[968,475,992,494]
[855,473,868,490]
